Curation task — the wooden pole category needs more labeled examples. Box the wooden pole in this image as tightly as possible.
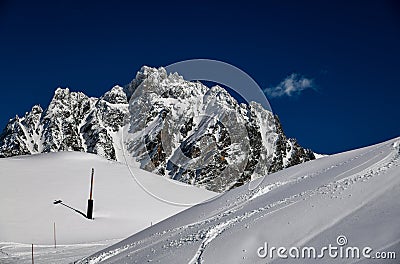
[87,168,94,219]
[54,222,56,249]
[31,244,34,264]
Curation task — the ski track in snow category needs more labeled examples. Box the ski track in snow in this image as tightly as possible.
[189,150,394,263]
[79,138,400,264]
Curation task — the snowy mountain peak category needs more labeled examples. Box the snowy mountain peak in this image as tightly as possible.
[123,66,314,191]
[140,65,167,78]
[29,104,43,115]
[101,85,128,104]
[0,66,315,191]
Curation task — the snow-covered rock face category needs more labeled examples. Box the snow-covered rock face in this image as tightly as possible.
[0,86,129,161]
[0,66,314,192]
[124,66,315,192]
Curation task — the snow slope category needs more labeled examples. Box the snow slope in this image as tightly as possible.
[79,137,400,263]
[0,152,216,263]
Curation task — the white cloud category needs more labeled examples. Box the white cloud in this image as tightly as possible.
[264,73,314,98]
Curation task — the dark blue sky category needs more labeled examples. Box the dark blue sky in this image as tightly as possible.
[0,0,399,154]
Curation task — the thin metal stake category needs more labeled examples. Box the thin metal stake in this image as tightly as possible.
[54,222,56,249]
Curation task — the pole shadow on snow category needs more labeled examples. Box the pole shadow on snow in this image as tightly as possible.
[53,200,87,219]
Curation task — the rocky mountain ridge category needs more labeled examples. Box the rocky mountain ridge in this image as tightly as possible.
[0,66,314,192]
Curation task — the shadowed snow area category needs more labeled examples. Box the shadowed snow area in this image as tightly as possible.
[79,137,400,264]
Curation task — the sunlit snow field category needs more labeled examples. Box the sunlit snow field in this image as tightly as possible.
[1,138,400,263]
[80,137,400,264]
